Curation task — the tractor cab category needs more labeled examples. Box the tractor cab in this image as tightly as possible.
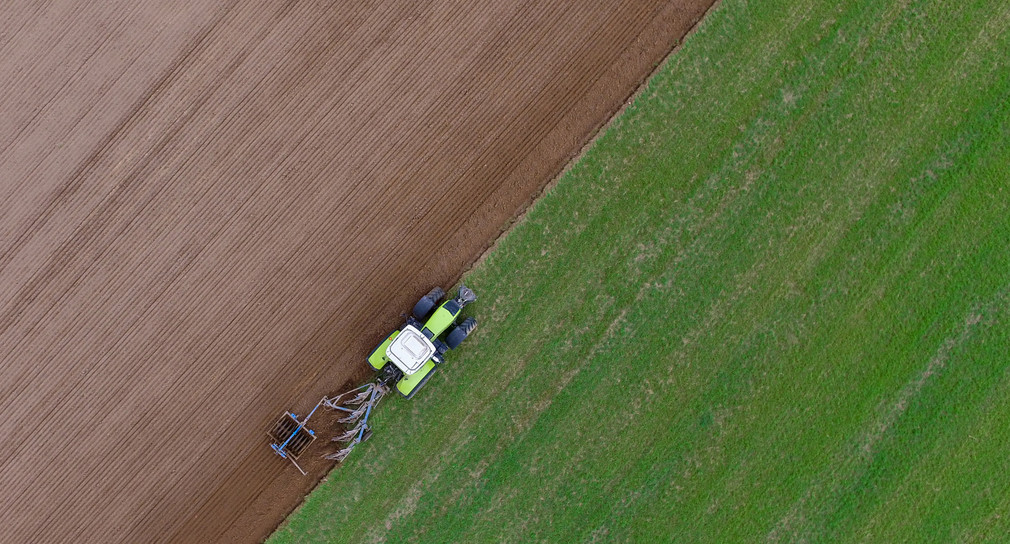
[386,325,435,375]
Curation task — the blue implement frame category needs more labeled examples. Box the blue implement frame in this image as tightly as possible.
[269,400,324,475]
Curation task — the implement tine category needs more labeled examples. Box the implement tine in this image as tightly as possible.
[322,384,375,411]
[324,446,354,462]
[332,425,361,442]
[338,406,367,424]
[350,389,372,404]
[322,384,368,407]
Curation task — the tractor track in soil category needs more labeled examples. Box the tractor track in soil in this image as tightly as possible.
[0,1,713,542]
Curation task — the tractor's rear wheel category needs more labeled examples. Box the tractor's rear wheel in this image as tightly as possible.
[412,286,446,320]
[445,317,477,349]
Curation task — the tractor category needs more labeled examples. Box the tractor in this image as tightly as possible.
[368,284,478,398]
[269,285,477,470]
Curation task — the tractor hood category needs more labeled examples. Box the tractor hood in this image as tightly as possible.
[386,325,435,375]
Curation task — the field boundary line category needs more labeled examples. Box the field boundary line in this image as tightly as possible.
[459,0,724,280]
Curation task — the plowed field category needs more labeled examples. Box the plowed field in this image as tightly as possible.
[0,1,712,542]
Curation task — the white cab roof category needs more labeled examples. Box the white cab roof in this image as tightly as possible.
[387,325,435,375]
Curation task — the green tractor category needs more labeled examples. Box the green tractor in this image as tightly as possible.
[268,285,478,468]
[368,284,478,398]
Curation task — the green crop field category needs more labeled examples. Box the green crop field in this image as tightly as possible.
[271,0,1010,541]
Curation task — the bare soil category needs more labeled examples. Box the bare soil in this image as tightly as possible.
[0,1,713,542]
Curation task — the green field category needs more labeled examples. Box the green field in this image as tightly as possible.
[271,0,1010,541]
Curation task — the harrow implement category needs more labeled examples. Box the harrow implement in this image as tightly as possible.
[267,402,322,475]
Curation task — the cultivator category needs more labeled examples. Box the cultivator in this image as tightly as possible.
[268,381,388,471]
[321,382,388,462]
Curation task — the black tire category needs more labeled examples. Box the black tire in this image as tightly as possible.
[412,286,445,320]
[458,316,477,335]
[360,427,373,443]
[445,317,477,349]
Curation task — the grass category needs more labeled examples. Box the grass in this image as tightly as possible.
[270,0,1010,541]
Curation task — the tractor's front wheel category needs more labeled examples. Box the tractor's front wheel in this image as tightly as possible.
[412,286,446,320]
[445,317,477,349]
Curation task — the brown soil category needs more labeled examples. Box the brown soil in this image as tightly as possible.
[0,1,713,542]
